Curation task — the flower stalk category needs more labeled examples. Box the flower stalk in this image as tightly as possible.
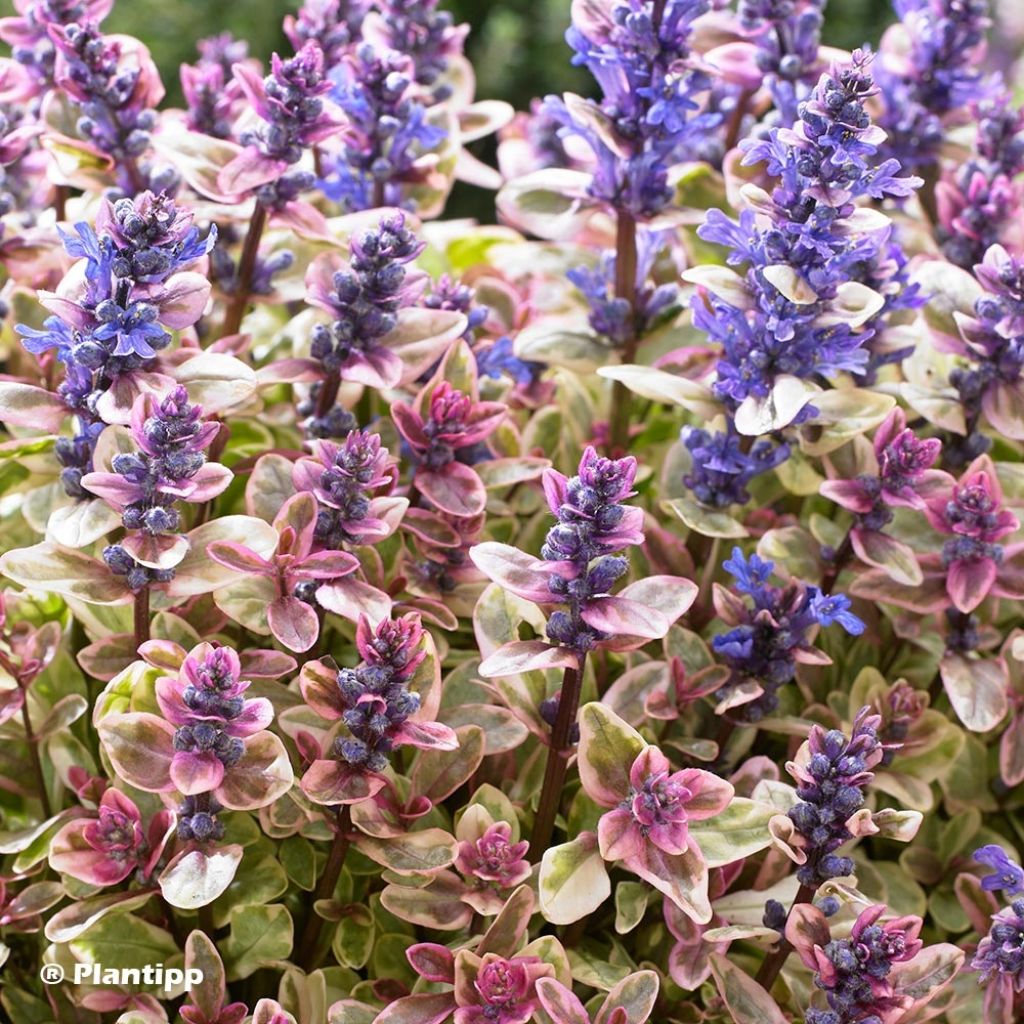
[220,202,268,339]
[296,804,352,970]
[531,656,587,856]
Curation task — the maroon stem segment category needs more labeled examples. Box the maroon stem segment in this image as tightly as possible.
[531,656,588,856]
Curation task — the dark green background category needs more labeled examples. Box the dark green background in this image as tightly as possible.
[96,0,898,111]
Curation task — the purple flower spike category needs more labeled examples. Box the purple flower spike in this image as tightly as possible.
[695,51,922,415]
[157,643,273,806]
[786,707,886,886]
[789,903,924,1024]
[544,0,720,219]
[876,0,998,172]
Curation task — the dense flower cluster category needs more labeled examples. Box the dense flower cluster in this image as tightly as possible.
[331,614,429,772]
[320,42,444,211]
[546,0,720,219]
[796,904,924,1024]
[540,446,643,653]
[697,51,921,410]
[877,0,997,171]
[786,708,886,885]
[713,549,864,720]
[306,212,425,401]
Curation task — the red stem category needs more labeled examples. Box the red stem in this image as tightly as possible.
[296,804,353,970]
[220,203,268,339]
[133,585,150,651]
[531,656,588,856]
[607,210,639,454]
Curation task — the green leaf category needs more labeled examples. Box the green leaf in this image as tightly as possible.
[221,904,294,980]
[689,798,775,868]
[662,496,748,539]
[69,912,178,972]
[354,829,458,875]
[614,881,649,935]
[577,702,646,809]
[331,906,375,969]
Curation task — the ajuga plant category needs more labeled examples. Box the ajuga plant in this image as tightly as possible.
[2,0,1024,1022]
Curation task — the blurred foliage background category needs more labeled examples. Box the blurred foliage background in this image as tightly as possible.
[97,0,899,110]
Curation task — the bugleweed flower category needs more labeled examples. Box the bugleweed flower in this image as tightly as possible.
[712,548,864,721]
[876,0,997,172]
[682,423,789,508]
[695,52,920,419]
[937,96,1024,269]
[473,447,697,677]
[49,787,171,885]
[942,245,1024,443]
[320,42,445,212]
[300,614,456,804]
[305,213,426,391]
[284,0,367,70]
[453,954,552,1024]
[545,0,719,219]
[789,903,924,1024]
[225,41,344,195]
[540,447,644,652]
[0,0,112,98]
[84,387,230,569]
[455,823,531,892]
[567,230,677,348]
[293,430,400,548]
[17,192,213,501]
[180,35,249,140]
[785,707,886,886]
[975,845,1024,895]
[736,0,826,124]
[922,455,1020,612]
[374,0,466,102]
[973,898,1024,997]
[158,644,273,805]
[49,20,171,195]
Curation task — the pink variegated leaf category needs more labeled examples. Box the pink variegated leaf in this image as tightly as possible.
[616,576,699,625]
[478,640,579,678]
[577,703,646,808]
[417,462,487,517]
[581,596,669,640]
[206,541,275,576]
[536,978,590,1024]
[97,713,177,792]
[315,576,393,624]
[267,596,320,653]
[394,718,459,752]
[171,750,226,796]
[470,542,573,604]
[621,842,712,923]
[301,759,385,806]
[299,658,346,721]
[407,942,456,984]
[0,381,70,431]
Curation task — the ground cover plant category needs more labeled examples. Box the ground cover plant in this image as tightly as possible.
[0,0,1022,1022]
